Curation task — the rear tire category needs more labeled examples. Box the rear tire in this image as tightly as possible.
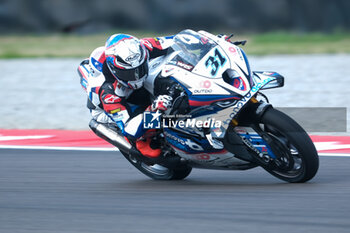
[259,108,319,183]
[120,150,192,180]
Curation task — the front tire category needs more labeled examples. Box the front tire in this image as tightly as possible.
[258,108,319,183]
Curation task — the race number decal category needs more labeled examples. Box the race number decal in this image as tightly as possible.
[205,49,226,76]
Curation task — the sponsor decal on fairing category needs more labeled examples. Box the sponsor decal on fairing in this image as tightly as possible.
[229,76,274,118]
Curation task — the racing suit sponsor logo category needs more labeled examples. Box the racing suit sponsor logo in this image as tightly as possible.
[104,94,121,104]
[110,108,121,114]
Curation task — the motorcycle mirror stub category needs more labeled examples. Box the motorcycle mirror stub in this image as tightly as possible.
[252,71,284,90]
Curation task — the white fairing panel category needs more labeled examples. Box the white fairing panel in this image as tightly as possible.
[160,30,253,97]
[198,30,250,77]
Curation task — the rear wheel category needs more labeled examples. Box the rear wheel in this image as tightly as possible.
[120,150,192,180]
[257,108,319,183]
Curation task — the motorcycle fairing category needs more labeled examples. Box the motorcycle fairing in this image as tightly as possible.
[164,128,250,167]
[163,128,221,154]
[163,73,278,165]
[160,30,280,167]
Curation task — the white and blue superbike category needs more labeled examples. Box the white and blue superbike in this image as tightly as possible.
[119,30,319,183]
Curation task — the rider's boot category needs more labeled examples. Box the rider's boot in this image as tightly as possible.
[135,129,161,158]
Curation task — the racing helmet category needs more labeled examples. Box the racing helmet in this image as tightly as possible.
[105,34,149,89]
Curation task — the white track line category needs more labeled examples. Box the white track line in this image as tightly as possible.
[318,153,350,157]
[0,145,350,157]
[0,145,117,151]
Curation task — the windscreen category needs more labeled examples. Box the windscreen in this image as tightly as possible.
[168,29,217,71]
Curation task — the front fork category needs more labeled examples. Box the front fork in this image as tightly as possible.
[229,97,279,165]
[230,97,294,170]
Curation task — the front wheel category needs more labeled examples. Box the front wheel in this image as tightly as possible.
[257,108,319,183]
[120,150,192,180]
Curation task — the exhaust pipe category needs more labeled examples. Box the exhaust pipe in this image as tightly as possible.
[89,119,133,153]
[89,119,183,168]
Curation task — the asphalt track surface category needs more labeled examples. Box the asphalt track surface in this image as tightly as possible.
[1,149,350,233]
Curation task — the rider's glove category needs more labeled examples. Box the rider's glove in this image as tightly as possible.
[151,95,173,112]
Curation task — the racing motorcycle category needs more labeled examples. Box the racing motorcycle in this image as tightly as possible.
[90,30,319,183]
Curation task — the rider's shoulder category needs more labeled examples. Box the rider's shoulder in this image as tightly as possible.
[78,46,106,90]
[88,46,106,74]
[141,36,174,51]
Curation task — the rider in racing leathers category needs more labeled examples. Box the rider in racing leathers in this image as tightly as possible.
[77,34,183,159]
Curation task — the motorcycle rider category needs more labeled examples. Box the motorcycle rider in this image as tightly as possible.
[77,33,182,159]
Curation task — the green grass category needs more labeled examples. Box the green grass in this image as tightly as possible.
[0,31,154,58]
[0,31,350,58]
[245,32,350,55]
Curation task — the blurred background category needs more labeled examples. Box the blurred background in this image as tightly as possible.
[1,0,349,34]
[0,0,349,131]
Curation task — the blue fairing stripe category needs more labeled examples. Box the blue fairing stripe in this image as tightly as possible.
[240,49,251,76]
[189,94,240,101]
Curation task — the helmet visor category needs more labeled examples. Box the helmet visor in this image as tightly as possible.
[109,59,149,81]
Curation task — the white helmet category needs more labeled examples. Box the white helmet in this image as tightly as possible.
[105,34,148,89]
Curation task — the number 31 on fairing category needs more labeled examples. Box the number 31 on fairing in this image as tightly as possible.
[205,48,227,76]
